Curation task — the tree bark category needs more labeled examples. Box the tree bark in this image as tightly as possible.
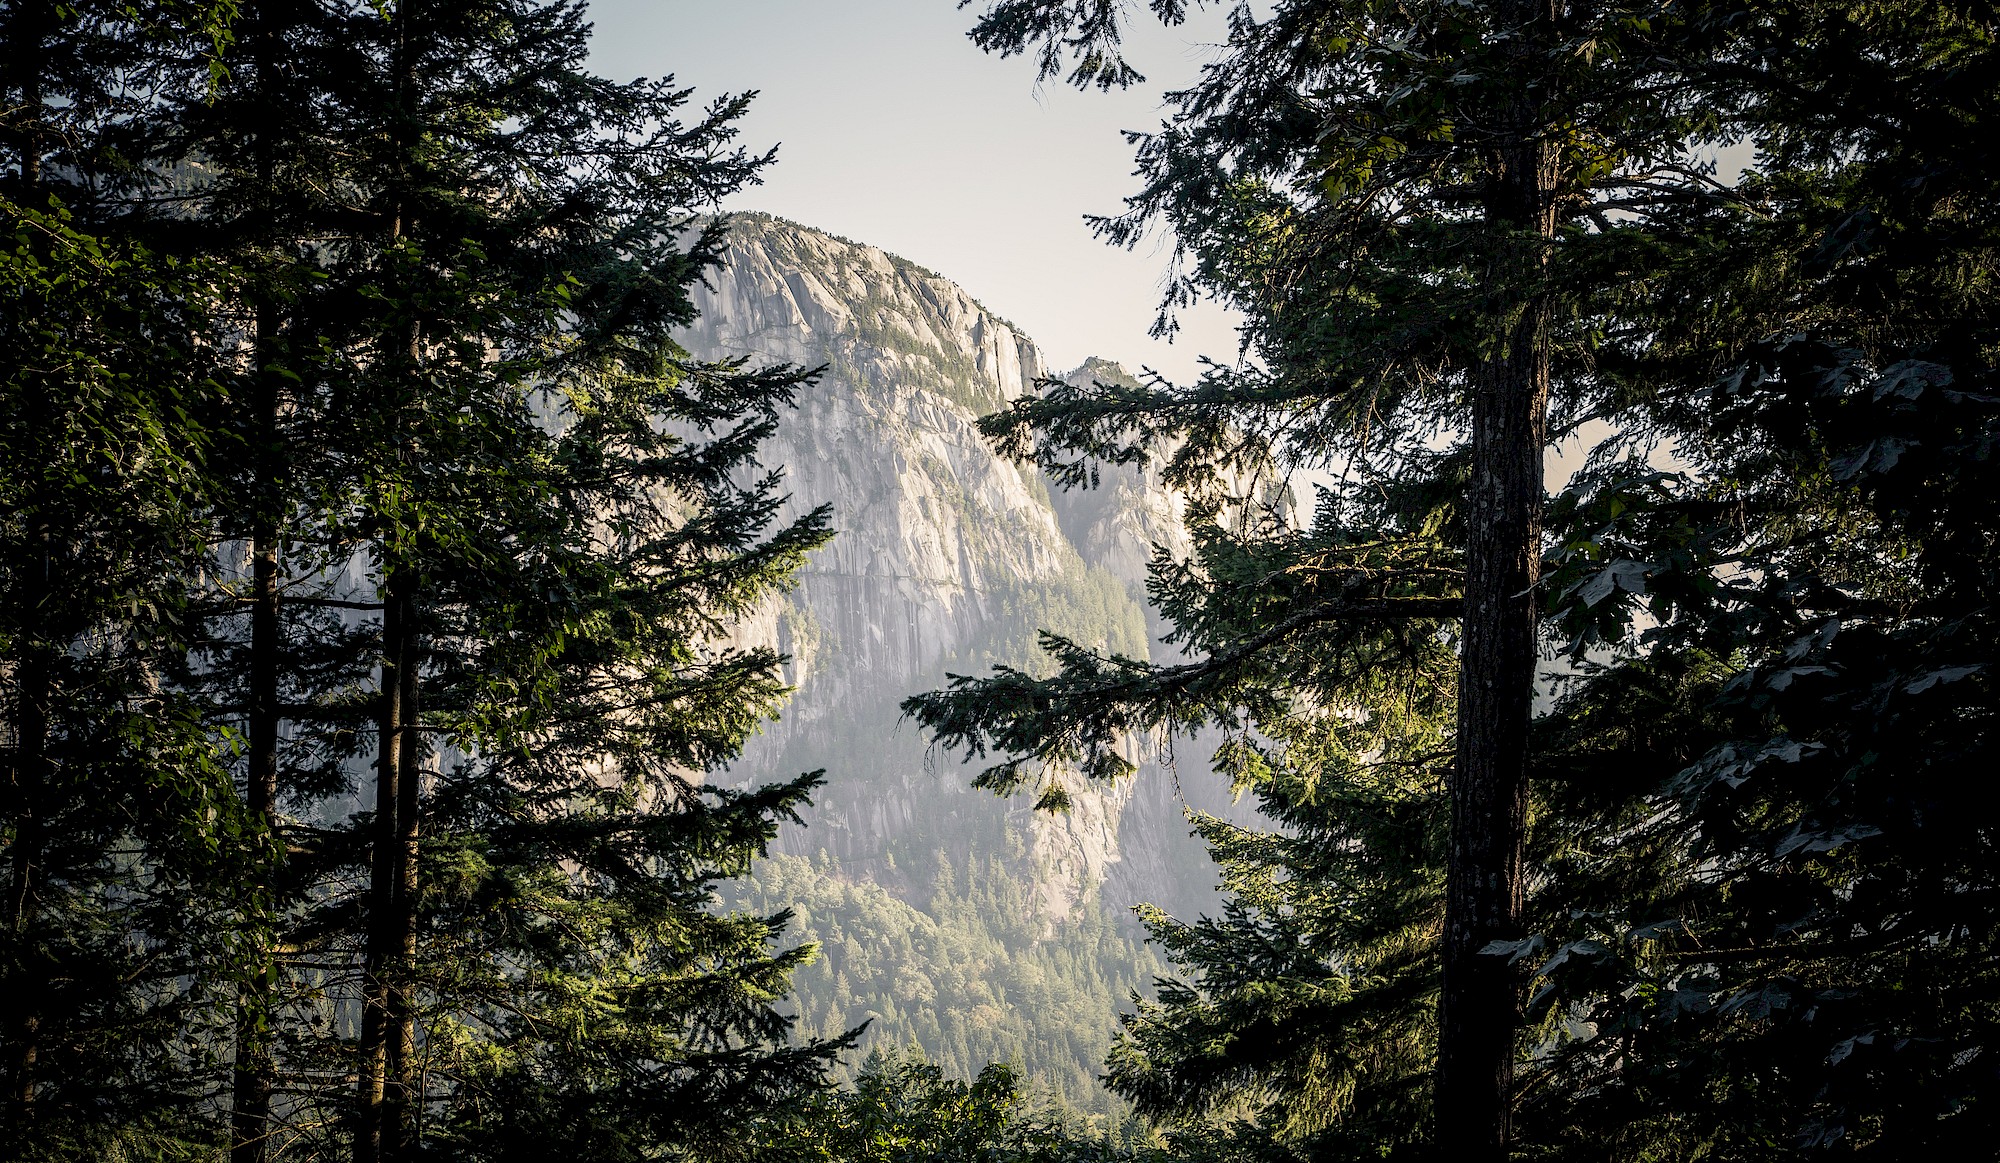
[382,637,420,1158]
[233,304,283,1163]
[233,8,291,1155]
[354,4,420,1157]
[1436,1,1558,1155]
[4,2,51,1107]
[360,486,422,1163]
[352,579,405,1163]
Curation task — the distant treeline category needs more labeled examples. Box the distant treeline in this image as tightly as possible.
[736,847,1168,1122]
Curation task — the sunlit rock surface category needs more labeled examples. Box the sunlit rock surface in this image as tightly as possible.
[681,214,1254,1111]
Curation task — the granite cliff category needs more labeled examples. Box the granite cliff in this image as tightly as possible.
[679,214,1246,1111]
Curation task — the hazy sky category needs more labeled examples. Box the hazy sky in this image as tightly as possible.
[586,0,1247,384]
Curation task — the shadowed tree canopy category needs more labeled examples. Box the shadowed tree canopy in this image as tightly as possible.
[917,0,1997,1158]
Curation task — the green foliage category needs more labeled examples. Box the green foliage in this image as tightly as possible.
[757,1051,1157,1163]
[0,9,256,1156]
[1504,0,2000,1159]
[1524,368,2000,1157]
[191,1,847,1153]
[1094,507,1455,1159]
[732,850,1168,1122]
[0,193,245,1159]
[10,2,849,1159]
[926,0,2000,1158]
[1516,4,2000,1147]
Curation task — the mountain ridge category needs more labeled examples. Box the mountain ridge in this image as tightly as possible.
[678,212,1250,1114]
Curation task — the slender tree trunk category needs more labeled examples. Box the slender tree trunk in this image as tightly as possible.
[4,1,51,1110]
[232,8,291,1154]
[233,294,283,1163]
[358,550,421,1163]
[362,313,425,1160]
[1436,2,1558,1155]
[353,581,405,1163]
[356,8,423,1148]
[382,633,420,1157]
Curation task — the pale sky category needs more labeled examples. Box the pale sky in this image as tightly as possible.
[587,0,1248,385]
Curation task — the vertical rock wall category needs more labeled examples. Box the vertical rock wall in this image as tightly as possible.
[684,214,1217,919]
[679,214,1256,1106]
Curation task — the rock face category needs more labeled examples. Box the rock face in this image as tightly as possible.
[679,214,1247,1107]
[1043,357,1196,589]
[684,215,1215,914]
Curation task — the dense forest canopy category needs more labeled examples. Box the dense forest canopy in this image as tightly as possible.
[4,1,841,1159]
[913,0,1999,1159]
[2,0,1994,1160]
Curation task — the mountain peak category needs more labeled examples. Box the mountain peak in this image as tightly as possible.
[689,212,1044,415]
[678,220,1244,1114]
[1062,355,1144,390]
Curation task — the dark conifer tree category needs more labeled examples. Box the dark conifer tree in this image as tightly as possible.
[0,196,247,1161]
[1,3,247,1155]
[8,0,847,1157]
[1518,0,2000,1154]
[153,5,364,1158]
[152,2,844,1157]
[912,1,1748,1154]
[1106,566,1454,1157]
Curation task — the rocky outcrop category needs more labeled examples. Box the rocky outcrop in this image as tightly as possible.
[675,213,1278,1106]
[683,214,1223,927]
[684,216,1068,747]
[1043,357,1196,597]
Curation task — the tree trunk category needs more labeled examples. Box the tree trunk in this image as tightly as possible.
[233,296,283,1163]
[1436,3,1558,1155]
[5,3,51,1105]
[360,498,421,1163]
[233,7,291,1154]
[353,580,405,1163]
[354,4,419,1157]
[382,637,420,1157]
